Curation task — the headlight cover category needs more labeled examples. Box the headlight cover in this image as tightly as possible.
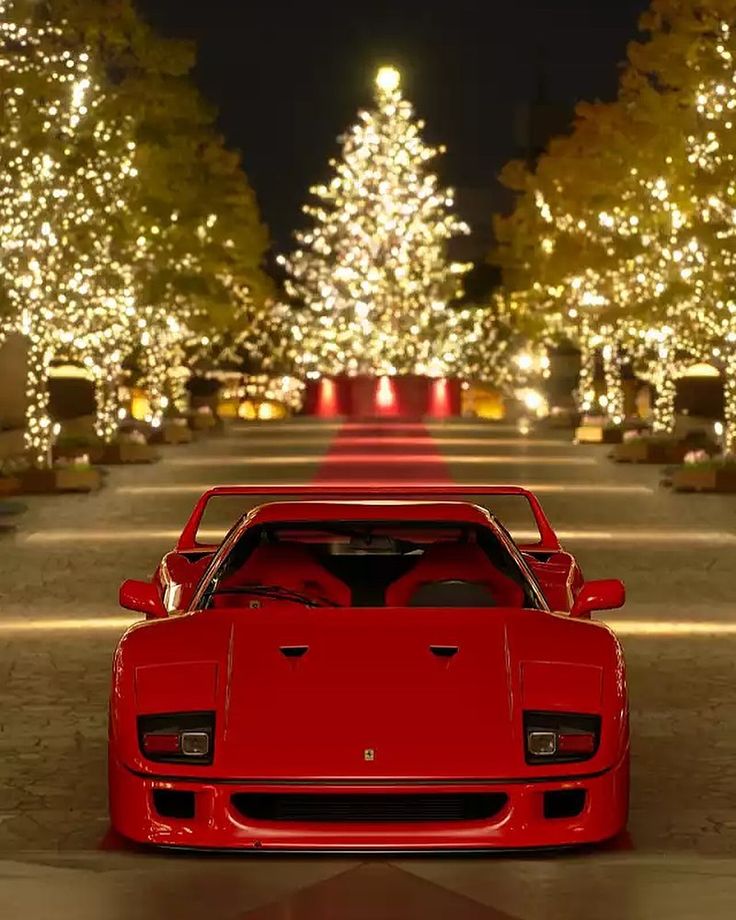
[138,711,215,765]
[524,711,600,765]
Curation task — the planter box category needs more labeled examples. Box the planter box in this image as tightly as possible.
[20,467,102,494]
[99,443,160,465]
[0,428,25,462]
[152,423,193,445]
[189,414,216,432]
[611,439,684,465]
[574,424,623,445]
[0,477,21,497]
[57,415,97,441]
[671,466,736,493]
[544,414,579,431]
[53,444,103,464]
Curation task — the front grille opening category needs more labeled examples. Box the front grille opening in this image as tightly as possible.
[231,793,508,823]
[543,789,586,820]
[153,789,195,820]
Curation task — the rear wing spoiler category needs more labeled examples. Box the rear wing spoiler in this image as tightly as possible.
[177,485,561,553]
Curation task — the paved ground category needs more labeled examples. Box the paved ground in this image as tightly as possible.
[1,418,736,918]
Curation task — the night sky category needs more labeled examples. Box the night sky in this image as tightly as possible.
[134,0,650,253]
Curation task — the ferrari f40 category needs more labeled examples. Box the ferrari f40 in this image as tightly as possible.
[109,486,628,851]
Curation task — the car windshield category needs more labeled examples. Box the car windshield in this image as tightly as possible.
[201,520,544,610]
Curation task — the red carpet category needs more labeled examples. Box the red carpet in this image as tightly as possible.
[313,422,452,484]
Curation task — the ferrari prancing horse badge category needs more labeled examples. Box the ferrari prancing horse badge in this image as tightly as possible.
[364,748,375,762]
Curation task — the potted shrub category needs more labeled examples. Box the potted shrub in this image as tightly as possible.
[150,410,193,445]
[574,415,627,445]
[671,452,736,493]
[0,455,23,497]
[614,430,719,465]
[52,432,103,464]
[20,453,102,494]
[99,428,160,465]
[189,404,217,432]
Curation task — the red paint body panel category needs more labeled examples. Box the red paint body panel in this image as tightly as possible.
[135,662,219,713]
[109,488,629,850]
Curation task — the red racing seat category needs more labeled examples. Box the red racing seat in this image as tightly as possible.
[385,543,525,608]
[221,543,351,606]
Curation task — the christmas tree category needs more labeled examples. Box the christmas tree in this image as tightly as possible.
[280,66,470,378]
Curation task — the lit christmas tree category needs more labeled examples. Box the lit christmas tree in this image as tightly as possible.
[280,65,470,378]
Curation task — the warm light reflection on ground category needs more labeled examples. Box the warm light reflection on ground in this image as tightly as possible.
[518,529,736,544]
[0,616,140,632]
[114,483,654,495]
[165,454,597,466]
[2,616,734,638]
[23,529,184,543]
[228,423,527,434]
[607,621,736,636]
[201,436,571,448]
[24,526,734,545]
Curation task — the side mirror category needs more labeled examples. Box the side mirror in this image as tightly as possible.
[571,579,625,619]
[119,579,167,619]
[158,551,213,613]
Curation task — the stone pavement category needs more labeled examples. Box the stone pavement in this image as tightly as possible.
[1,419,736,918]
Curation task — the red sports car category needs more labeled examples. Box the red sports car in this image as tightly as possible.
[110,486,628,851]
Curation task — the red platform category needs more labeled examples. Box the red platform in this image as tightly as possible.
[304,375,461,419]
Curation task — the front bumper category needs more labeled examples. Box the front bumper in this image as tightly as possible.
[109,750,629,851]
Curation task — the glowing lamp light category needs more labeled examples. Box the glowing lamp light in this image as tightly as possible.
[375,376,399,415]
[238,400,258,421]
[680,362,721,379]
[316,378,339,418]
[376,65,401,93]
[519,388,549,419]
[429,378,452,418]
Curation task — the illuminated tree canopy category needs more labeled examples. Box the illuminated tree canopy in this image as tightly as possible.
[496,0,736,449]
[0,0,273,461]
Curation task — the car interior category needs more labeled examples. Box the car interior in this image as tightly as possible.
[206,521,535,609]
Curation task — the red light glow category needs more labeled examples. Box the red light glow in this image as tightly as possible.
[375,377,399,416]
[557,733,596,755]
[429,378,452,418]
[143,733,180,754]
[316,378,339,417]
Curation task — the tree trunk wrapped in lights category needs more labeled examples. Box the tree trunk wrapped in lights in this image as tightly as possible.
[574,319,597,415]
[721,346,736,455]
[24,338,55,468]
[601,341,625,424]
[280,66,471,379]
[647,349,678,434]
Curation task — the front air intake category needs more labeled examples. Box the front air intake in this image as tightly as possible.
[543,789,586,820]
[231,793,508,823]
[153,789,196,819]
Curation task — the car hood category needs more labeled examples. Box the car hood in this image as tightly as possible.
[115,605,625,780]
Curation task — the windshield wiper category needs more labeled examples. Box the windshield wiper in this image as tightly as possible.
[215,584,339,608]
